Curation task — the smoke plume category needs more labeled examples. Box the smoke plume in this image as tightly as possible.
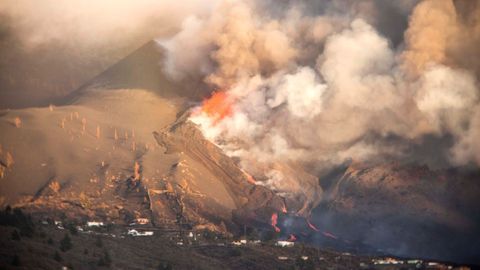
[160,0,480,210]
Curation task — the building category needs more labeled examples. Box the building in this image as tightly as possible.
[275,240,295,247]
[87,221,104,227]
[127,229,154,237]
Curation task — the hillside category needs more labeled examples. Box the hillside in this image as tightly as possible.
[310,163,480,263]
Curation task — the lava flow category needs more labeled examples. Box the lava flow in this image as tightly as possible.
[200,91,233,124]
[322,231,338,240]
[288,234,297,242]
[281,201,287,213]
[307,219,320,232]
[307,219,338,239]
[271,213,281,233]
[242,170,257,185]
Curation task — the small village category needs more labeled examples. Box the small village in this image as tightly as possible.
[41,217,470,270]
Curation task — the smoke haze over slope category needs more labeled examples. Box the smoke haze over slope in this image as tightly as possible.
[0,0,216,108]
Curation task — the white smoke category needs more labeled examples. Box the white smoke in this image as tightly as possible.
[162,0,480,211]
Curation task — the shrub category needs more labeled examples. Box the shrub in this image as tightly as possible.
[95,236,103,248]
[158,261,173,270]
[202,230,216,241]
[228,248,242,257]
[97,250,111,267]
[295,256,314,270]
[66,223,78,235]
[38,230,47,238]
[54,251,63,262]
[60,233,72,252]
[104,251,111,266]
[11,230,21,240]
[11,254,21,266]
[0,207,35,237]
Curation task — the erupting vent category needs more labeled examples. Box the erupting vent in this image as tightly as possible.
[198,91,233,124]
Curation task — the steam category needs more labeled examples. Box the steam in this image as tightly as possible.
[163,0,479,209]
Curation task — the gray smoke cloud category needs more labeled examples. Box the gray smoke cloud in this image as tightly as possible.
[161,0,480,210]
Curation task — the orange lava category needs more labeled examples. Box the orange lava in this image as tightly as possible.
[201,91,233,124]
[288,234,297,242]
[306,218,338,239]
[271,213,281,233]
[322,231,338,239]
[306,219,320,232]
[243,170,257,185]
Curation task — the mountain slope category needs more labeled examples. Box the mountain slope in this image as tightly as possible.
[0,41,283,234]
[310,163,480,263]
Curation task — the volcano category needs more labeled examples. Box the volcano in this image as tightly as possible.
[1,41,479,266]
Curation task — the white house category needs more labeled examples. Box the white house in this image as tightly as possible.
[54,221,64,230]
[275,240,295,247]
[87,221,104,227]
[231,239,247,246]
[127,229,154,237]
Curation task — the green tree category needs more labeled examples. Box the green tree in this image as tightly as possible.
[66,223,78,235]
[54,250,63,262]
[295,256,314,270]
[103,250,112,266]
[11,254,21,266]
[228,248,242,257]
[11,229,21,240]
[60,233,72,252]
[262,230,277,242]
[95,236,103,248]
[97,250,112,267]
[202,230,216,241]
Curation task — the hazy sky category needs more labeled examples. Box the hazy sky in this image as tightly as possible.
[0,0,215,109]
